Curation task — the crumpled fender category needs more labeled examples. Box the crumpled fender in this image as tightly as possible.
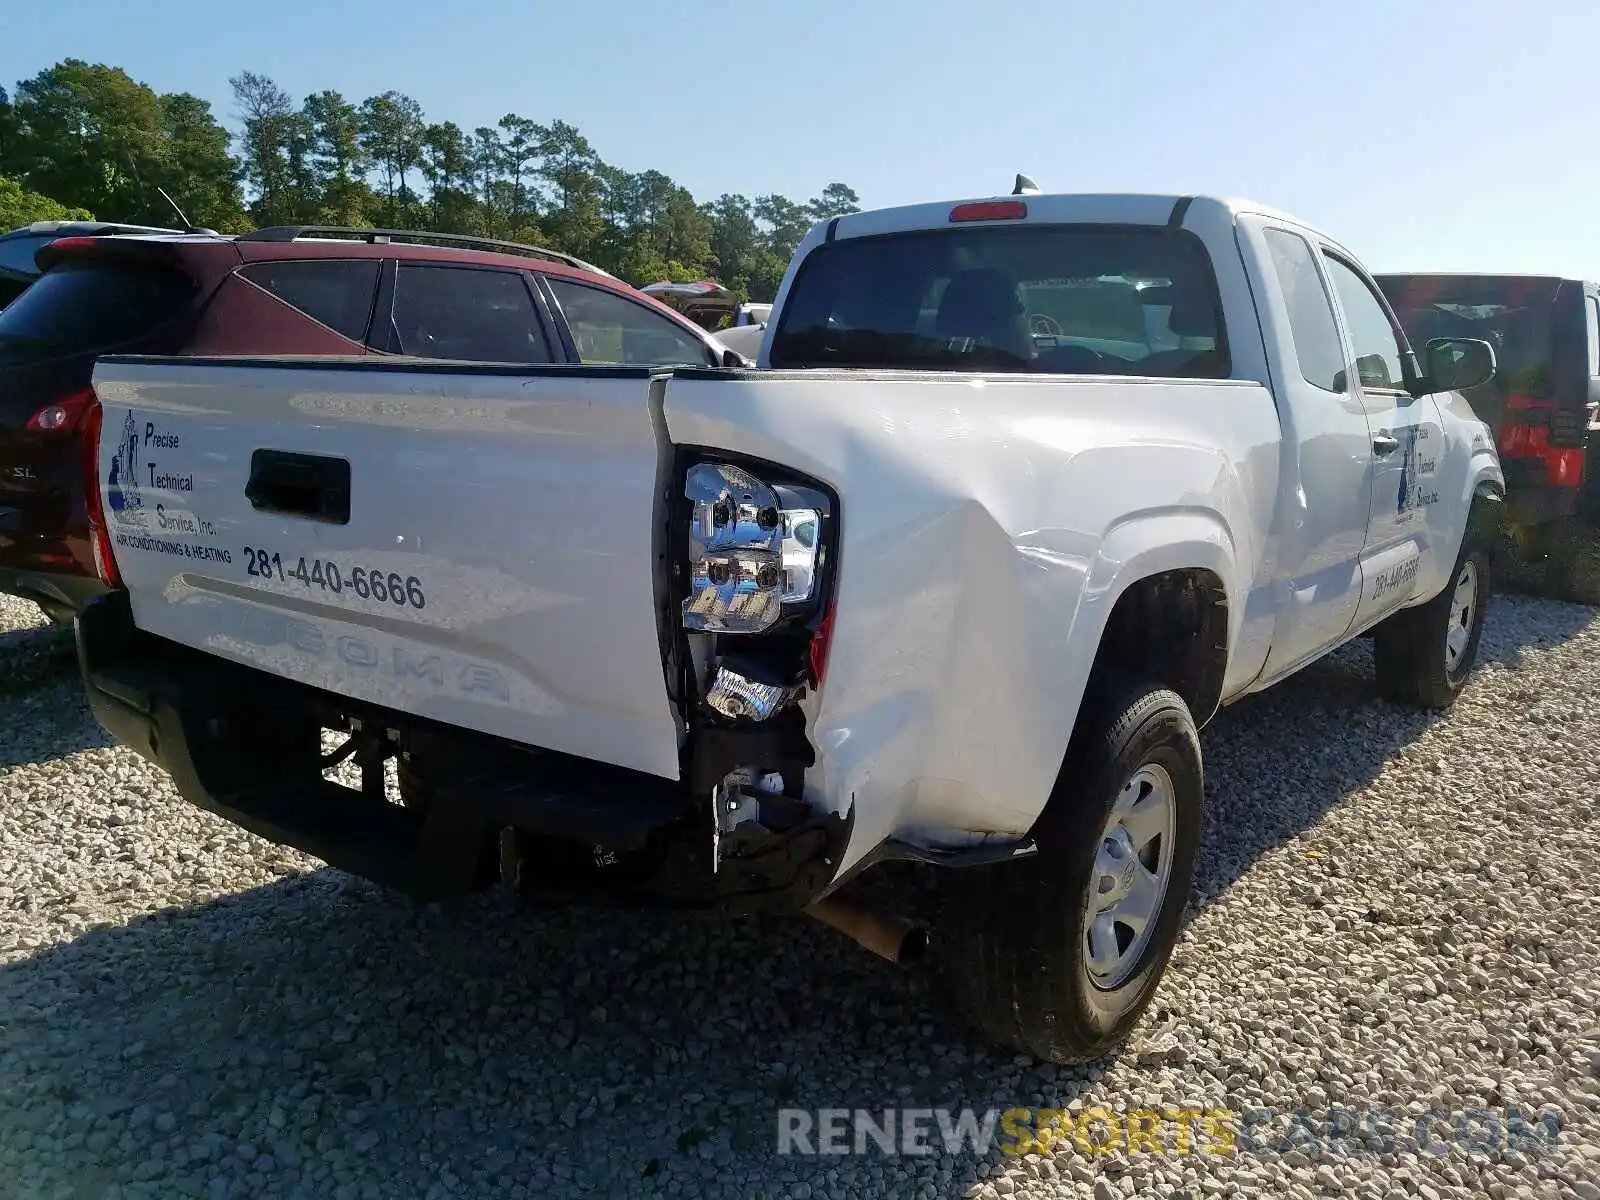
[663,371,1279,874]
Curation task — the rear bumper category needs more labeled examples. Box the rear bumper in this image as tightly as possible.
[75,591,849,912]
[0,504,101,621]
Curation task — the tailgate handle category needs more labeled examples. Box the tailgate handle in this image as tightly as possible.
[245,450,351,525]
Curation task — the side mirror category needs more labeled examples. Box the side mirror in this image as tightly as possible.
[1422,337,1496,394]
[721,347,750,369]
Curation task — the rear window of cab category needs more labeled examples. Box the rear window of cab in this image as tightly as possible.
[768,223,1229,379]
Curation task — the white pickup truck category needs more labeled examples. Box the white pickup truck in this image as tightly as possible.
[75,190,1504,1064]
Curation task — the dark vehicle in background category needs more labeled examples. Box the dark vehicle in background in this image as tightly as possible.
[0,224,741,622]
[0,221,179,310]
[1375,273,1600,530]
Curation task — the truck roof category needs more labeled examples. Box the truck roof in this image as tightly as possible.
[822,191,1326,243]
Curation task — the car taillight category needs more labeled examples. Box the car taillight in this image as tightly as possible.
[79,397,121,589]
[681,459,836,721]
[27,388,97,433]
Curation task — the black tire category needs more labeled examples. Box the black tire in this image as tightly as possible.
[1373,538,1491,710]
[939,675,1203,1064]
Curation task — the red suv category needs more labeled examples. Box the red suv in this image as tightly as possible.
[0,226,741,622]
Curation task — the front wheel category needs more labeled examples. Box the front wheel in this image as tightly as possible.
[939,676,1202,1064]
[1373,540,1491,710]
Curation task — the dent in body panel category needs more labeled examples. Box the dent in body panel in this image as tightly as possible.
[662,373,1280,872]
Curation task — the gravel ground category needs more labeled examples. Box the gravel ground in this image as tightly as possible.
[1,589,1598,1199]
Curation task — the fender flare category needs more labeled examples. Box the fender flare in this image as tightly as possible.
[1057,509,1241,738]
[1467,473,1506,556]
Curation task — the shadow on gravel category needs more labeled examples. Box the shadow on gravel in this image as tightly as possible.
[1,606,1596,1198]
[0,677,116,770]
[0,622,77,703]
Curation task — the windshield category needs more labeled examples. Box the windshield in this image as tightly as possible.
[1378,275,1559,397]
[768,224,1228,378]
[0,259,196,364]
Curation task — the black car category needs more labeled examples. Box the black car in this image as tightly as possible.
[1375,273,1600,529]
[0,220,180,309]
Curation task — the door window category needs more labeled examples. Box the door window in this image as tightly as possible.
[547,278,718,366]
[1263,229,1346,393]
[390,264,553,362]
[1323,255,1406,391]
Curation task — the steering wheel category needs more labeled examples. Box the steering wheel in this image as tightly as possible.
[1029,313,1064,337]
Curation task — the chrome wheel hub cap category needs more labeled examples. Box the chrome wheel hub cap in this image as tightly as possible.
[1084,764,1176,990]
[1446,560,1479,673]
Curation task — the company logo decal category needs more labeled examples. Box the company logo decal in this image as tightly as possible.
[106,410,146,527]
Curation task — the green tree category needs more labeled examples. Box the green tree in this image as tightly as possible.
[302,89,371,225]
[703,193,760,294]
[807,182,860,220]
[496,114,543,232]
[155,93,247,230]
[3,56,860,296]
[537,119,604,259]
[0,174,91,227]
[231,71,302,226]
[358,91,425,223]
[9,61,166,222]
[0,87,17,175]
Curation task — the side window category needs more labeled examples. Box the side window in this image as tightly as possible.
[1263,229,1346,392]
[239,260,379,343]
[390,264,553,362]
[1585,295,1600,377]
[1322,254,1406,391]
[547,278,718,367]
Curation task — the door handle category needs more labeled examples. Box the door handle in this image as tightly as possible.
[245,449,351,525]
[1372,433,1400,456]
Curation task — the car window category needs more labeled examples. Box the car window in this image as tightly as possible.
[1263,229,1346,393]
[0,234,51,284]
[1586,296,1600,377]
[767,223,1228,378]
[239,260,380,343]
[547,279,718,366]
[1379,275,1557,398]
[0,260,196,364]
[1323,254,1406,392]
[390,264,553,362]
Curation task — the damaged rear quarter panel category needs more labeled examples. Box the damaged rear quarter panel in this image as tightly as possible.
[663,371,1280,874]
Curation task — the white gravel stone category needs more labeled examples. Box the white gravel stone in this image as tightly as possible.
[0,593,1597,1198]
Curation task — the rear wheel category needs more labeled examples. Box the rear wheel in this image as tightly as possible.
[940,675,1202,1063]
[1373,540,1491,709]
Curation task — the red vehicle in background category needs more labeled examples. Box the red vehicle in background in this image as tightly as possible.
[0,225,740,622]
[1375,273,1600,531]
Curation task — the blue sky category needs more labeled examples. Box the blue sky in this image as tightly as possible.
[6,0,1598,278]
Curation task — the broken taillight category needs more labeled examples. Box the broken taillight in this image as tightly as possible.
[681,459,837,719]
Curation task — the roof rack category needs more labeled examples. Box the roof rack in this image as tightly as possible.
[237,225,615,278]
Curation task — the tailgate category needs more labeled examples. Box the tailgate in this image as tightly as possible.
[90,356,682,779]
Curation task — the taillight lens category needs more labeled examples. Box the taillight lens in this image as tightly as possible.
[27,388,96,433]
[79,396,121,588]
